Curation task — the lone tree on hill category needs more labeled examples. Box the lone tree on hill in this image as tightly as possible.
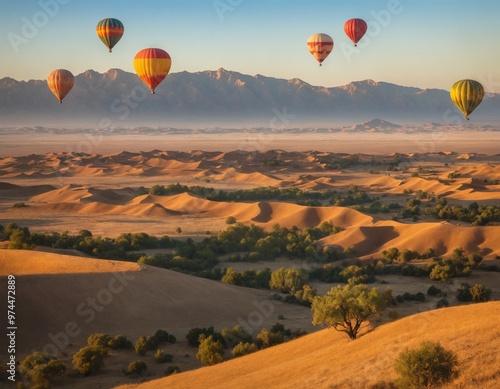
[311,283,390,340]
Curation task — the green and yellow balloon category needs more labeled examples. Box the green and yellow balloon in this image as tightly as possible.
[96,18,124,53]
[450,79,484,120]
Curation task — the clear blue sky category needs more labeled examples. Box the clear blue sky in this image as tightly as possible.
[1,0,499,91]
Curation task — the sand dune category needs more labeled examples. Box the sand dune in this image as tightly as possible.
[0,250,315,357]
[321,220,500,259]
[120,302,500,389]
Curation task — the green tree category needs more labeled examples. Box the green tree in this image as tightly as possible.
[311,284,389,340]
[72,346,106,376]
[196,335,224,366]
[394,341,459,388]
[20,352,66,389]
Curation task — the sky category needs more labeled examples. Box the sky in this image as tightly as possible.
[1,0,499,91]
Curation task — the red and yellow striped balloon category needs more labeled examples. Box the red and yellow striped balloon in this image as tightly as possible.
[96,18,124,53]
[344,18,368,47]
[133,48,172,94]
[47,69,74,104]
[307,33,334,66]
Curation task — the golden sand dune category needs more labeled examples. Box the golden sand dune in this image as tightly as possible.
[120,302,500,389]
[321,220,500,258]
[0,250,315,356]
[361,175,402,188]
[214,168,283,186]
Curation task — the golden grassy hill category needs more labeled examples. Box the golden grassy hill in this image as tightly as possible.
[0,250,315,357]
[119,302,500,389]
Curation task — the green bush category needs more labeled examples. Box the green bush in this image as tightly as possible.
[72,346,107,376]
[394,341,459,388]
[426,285,441,296]
[87,333,112,348]
[124,360,147,376]
[196,335,224,366]
[20,352,66,389]
[108,335,133,349]
[232,342,258,358]
[155,349,173,363]
[469,284,491,303]
[165,366,181,376]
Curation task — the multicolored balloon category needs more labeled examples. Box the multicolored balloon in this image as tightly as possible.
[96,18,124,53]
[47,69,74,104]
[133,48,172,94]
[307,33,334,66]
[344,18,368,47]
[450,79,484,120]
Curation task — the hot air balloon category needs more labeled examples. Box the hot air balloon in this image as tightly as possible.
[307,33,334,66]
[344,18,368,47]
[96,18,124,53]
[47,69,74,104]
[133,48,172,94]
[450,79,484,120]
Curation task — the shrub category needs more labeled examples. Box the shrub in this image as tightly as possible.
[87,333,112,349]
[165,366,181,376]
[196,335,224,366]
[426,285,441,296]
[256,328,284,348]
[456,283,472,302]
[20,352,66,389]
[135,336,149,356]
[186,327,215,347]
[436,298,449,309]
[155,349,173,363]
[72,346,107,376]
[232,342,258,358]
[124,360,147,376]
[108,335,133,349]
[394,341,459,388]
[469,284,491,303]
[225,216,237,224]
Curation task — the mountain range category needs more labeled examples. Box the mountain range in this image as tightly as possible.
[1,68,499,127]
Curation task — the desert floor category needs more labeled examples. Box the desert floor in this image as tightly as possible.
[0,131,499,388]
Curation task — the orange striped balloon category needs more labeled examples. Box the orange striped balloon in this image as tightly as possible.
[307,33,334,66]
[47,69,74,104]
[133,48,172,94]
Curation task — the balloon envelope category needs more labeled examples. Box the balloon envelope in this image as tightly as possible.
[307,33,334,65]
[47,69,74,104]
[344,18,367,46]
[96,18,124,52]
[450,79,484,120]
[133,48,172,94]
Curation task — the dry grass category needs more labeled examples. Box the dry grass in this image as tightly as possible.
[119,302,500,389]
